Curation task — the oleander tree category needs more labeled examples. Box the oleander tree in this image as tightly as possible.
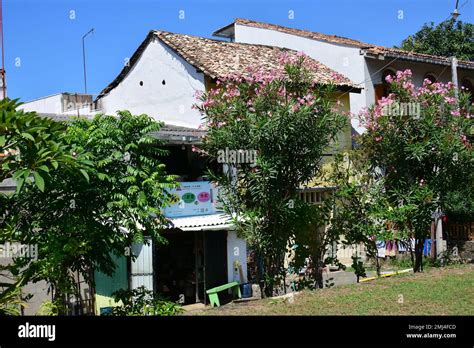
[357,69,473,272]
[196,54,350,295]
[326,151,431,278]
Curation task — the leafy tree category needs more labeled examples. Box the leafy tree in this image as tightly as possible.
[0,98,81,191]
[357,70,473,272]
[289,200,345,289]
[3,110,177,312]
[397,19,474,60]
[325,152,389,277]
[196,54,349,296]
[0,280,28,315]
[1,98,84,314]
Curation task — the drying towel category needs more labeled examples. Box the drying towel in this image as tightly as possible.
[397,241,407,252]
[376,240,386,258]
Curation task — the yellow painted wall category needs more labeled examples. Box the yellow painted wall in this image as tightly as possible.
[306,91,353,188]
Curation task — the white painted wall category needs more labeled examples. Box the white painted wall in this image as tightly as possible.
[233,24,474,133]
[366,58,473,89]
[234,24,368,132]
[19,94,64,114]
[99,37,206,128]
[226,230,248,284]
[19,93,95,117]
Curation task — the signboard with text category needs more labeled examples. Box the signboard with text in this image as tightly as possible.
[163,181,216,218]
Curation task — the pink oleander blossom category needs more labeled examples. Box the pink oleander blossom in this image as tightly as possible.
[451,109,461,117]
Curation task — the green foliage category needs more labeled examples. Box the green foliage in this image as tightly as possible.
[0,98,81,192]
[1,106,177,311]
[325,152,389,275]
[109,286,183,316]
[398,19,474,60]
[0,278,29,315]
[431,248,464,268]
[197,56,348,296]
[289,200,343,289]
[351,256,367,283]
[36,300,60,316]
[356,71,473,272]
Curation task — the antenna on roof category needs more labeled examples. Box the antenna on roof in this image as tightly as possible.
[451,0,461,20]
[82,28,94,94]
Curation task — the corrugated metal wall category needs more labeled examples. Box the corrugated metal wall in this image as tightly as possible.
[131,238,154,291]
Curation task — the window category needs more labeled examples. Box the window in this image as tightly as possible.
[375,69,396,101]
[381,69,396,84]
[424,73,437,84]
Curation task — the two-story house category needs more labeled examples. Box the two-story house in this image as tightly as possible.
[91,29,361,311]
[213,18,474,133]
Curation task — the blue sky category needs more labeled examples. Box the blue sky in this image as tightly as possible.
[4,0,473,102]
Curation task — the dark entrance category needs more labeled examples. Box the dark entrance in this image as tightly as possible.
[155,230,228,305]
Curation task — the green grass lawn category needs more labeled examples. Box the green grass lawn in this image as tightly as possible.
[192,264,474,315]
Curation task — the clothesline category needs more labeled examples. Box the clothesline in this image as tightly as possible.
[376,239,432,258]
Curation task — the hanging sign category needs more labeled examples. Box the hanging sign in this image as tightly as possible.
[164,181,215,217]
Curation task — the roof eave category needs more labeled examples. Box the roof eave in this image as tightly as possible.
[212,21,236,38]
[363,49,474,70]
[333,85,362,94]
[95,31,156,101]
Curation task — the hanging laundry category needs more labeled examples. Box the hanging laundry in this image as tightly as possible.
[423,239,432,256]
[397,241,405,252]
[376,240,386,258]
[386,240,397,257]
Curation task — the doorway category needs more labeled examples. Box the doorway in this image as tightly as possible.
[154,230,228,305]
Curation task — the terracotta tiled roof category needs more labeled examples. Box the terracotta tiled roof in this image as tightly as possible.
[214,18,474,70]
[96,30,360,100]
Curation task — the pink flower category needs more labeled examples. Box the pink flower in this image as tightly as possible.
[378,95,395,108]
[202,99,215,108]
[395,69,412,81]
[444,96,457,105]
[422,78,432,87]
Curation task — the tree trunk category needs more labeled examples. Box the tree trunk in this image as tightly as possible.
[414,238,424,272]
[315,266,324,289]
